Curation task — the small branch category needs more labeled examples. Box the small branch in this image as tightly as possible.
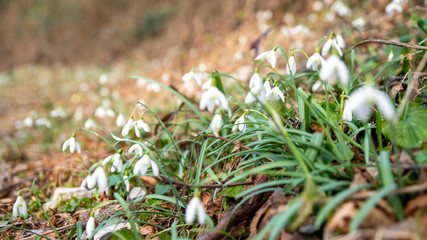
[348,182,427,201]
[348,39,427,53]
[191,133,274,162]
[156,177,254,189]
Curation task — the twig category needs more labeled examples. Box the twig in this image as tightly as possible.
[21,224,75,240]
[348,182,427,201]
[191,133,274,162]
[348,39,427,53]
[156,177,254,189]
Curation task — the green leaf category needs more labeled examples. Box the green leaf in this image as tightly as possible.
[383,105,427,148]
[224,185,244,198]
[415,150,427,164]
[335,142,354,162]
[155,183,172,195]
[110,229,134,240]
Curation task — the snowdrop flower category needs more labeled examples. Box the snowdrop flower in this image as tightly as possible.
[182,71,205,86]
[232,115,247,133]
[134,118,150,137]
[286,53,297,75]
[185,197,206,224]
[331,1,351,16]
[12,193,27,218]
[147,83,160,92]
[264,81,285,102]
[249,72,263,91]
[201,79,211,90]
[352,18,365,29]
[116,114,126,127]
[245,86,266,104]
[99,74,108,84]
[133,155,159,176]
[23,116,33,127]
[102,150,123,173]
[84,119,97,130]
[35,118,52,128]
[86,212,96,238]
[385,1,403,16]
[322,36,343,57]
[343,85,395,122]
[255,49,278,68]
[50,108,67,118]
[199,87,229,113]
[128,144,143,157]
[311,81,324,92]
[62,133,81,154]
[211,113,223,137]
[94,106,115,119]
[306,49,326,70]
[81,167,108,193]
[319,55,350,86]
[121,117,134,136]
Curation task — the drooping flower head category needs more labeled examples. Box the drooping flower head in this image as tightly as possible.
[264,80,285,103]
[86,211,96,238]
[322,33,343,57]
[255,48,278,68]
[81,167,108,194]
[199,87,229,113]
[185,197,206,224]
[286,52,297,75]
[232,114,247,133]
[62,133,82,154]
[12,192,27,218]
[343,85,395,122]
[133,155,159,177]
[306,48,326,71]
[102,149,123,173]
[319,55,350,86]
[211,113,223,137]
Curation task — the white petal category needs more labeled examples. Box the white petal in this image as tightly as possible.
[76,142,81,154]
[322,39,333,56]
[111,131,126,142]
[185,197,202,224]
[374,91,395,121]
[134,124,141,138]
[122,119,133,136]
[62,139,70,151]
[286,56,296,75]
[197,201,206,224]
[69,137,76,153]
[129,144,143,157]
[150,160,160,176]
[255,51,270,61]
[87,175,97,189]
[102,155,113,166]
[13,196,27,218]
[94,167,108,190]
[86,216,96,237]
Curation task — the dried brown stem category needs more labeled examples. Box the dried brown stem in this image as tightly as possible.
[348,182,427,201]
[156,177,254,189]
[348,39,427,52]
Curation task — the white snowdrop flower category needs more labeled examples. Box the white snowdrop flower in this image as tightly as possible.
[255,49,278,69]
[105,108,116,118]
[331,1,351,16]
[264,81,285,102]
[136,78,147,87]
[116,114,126,127]
[311,81,324,92]
[319,55,350,86]
[352,18,365,29]
[232,115,247,133]
[123,175,130,192]
[249,72,263,92]
[134,118,150,137]
[306,51,326,70]
[185,197,206,224]
[182,71,204,86]
[50,108,67,118]
[211,114,223,137]
[94,106,106,118]
[385,1,403,16]
[147,83,160,92]
[82,167,108,192]
[35,118,52,128]
[84,119,97,130]
[121,118,134,136]
[12,194,27,218]
[128,144,143,157]
[322,37,343,56]
[336,34,346,49]
[85,212,96,238]
[62,134,81,154]
[133,155,159,176]
[286,54,297,75]
[388,51,394,61]
[102,151,123,173]
[199,87,229,113]
[23,116,33,127]
[313,1,323,11]
[99,74,108,85]
[343,86,395,122]
[291,25,310,35]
